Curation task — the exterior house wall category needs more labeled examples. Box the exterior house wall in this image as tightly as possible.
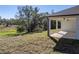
[75,16,79,39]
[61,16,76,32]
[76,16,79,32]
[49,16,77,32]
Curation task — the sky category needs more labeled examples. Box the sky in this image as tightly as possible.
[0,5,75,19]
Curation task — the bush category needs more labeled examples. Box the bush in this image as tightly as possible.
[17,25,25,33]
[33,27,43,33]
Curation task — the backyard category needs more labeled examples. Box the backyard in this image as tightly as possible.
[0,26,61,54]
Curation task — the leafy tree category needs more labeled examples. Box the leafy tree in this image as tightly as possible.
[16,5,50,33]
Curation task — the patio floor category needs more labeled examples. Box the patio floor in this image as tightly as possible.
[50,31,79,54]
[50,31,77,40]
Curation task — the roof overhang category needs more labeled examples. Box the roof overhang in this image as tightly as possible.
[47,14,79,17]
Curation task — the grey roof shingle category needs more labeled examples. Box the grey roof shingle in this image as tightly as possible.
[49,5,79,17]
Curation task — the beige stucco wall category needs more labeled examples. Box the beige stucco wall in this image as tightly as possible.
[76,16,79,31]
[75,16,79,39]
[49,16,77,32]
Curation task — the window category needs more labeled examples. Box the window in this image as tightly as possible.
[58,21,61,29]
[51,20,56,29]
[51,20,61,29]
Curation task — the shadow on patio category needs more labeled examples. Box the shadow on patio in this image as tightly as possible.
[53,38,79,54]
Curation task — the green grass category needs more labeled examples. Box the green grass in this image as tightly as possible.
[0,27,59,37]
[0,30,60,54]
[0,26,26,36]
[0,26,61,54]
[0,29,17,36]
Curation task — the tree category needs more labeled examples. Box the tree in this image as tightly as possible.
[0,16,2,25]
[16,6,40,32]
[16,5,50,33]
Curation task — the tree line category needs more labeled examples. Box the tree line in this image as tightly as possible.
[0,6,56,33]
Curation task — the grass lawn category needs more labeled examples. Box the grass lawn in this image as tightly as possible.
[0,29,16,36]
[0,26,17,36]
[0,26,24,37]
[0,27,61,54]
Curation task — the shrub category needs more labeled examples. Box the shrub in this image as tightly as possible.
[17,25,25,33]
[33,26,43,33]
